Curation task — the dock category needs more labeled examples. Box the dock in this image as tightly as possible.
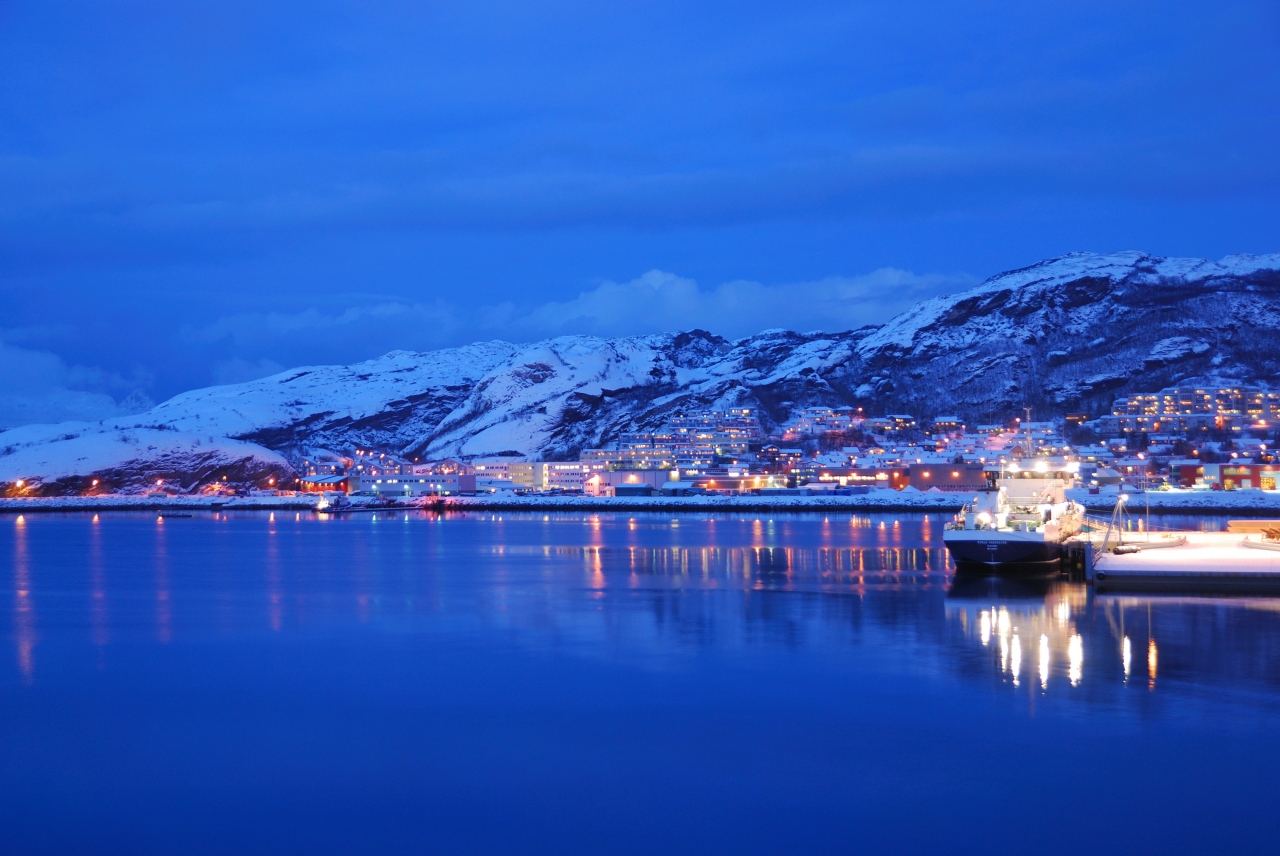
[1067,525,1280,592]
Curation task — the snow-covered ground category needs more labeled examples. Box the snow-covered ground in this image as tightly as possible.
[10,486,1280,515]
[857,251,1280,358]
[438,488,967,511]
[0,494,321,512]
[0,428,289,481]
[0,488,966,514]
[1069,487,1280,513]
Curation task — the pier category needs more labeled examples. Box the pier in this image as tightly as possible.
[1068,522,1280,592]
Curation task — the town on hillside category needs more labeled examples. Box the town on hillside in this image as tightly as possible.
[281,385,1280,502]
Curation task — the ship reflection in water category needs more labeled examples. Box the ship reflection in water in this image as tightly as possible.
[947,571,1280,699]
[4,510,1280,854]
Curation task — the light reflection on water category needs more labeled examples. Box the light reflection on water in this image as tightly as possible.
[4,510,1279,704]
[4,510,1280,853]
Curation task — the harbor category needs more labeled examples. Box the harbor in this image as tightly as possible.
[942,462,1280,593]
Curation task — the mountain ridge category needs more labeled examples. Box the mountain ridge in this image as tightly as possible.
[5,250,1280,494]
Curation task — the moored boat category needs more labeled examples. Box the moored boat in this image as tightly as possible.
[944,462,1084,573]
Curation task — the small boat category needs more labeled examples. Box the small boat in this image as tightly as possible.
[943,462,1085,573]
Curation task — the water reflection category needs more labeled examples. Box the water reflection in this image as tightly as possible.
[266,514,283,632]
[154,516,171,644]
[1010,633,1021,685]
[11,516,34,683]
[946,572,1280,704]
[89,514,109,653]
[1068,634,1083,686]
[2,511,1280,715]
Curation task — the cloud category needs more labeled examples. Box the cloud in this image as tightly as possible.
[191,302,445,345]
[182,267,975,364]
[180,300,466,372]
[161,266,978,397]
[504,268,977,340]
[211,357,288,386]
[0,341,152,430]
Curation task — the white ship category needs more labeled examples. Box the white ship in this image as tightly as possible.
[943,461,1085,572]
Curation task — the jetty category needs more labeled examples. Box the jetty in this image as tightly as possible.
[1069,521,1280,592]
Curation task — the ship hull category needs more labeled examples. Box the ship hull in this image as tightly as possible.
[943,534,1062,571]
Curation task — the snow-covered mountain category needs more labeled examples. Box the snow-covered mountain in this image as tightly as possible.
[5,250,1280,494]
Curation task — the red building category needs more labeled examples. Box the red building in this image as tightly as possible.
[1167,458,1203,488]
[907,462,988,492]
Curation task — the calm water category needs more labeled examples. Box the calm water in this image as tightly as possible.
[2,510,1279,854]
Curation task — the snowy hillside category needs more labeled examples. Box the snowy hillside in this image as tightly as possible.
[0,428,292,495]
[4,250,1280,494]
[853,250,1280,413]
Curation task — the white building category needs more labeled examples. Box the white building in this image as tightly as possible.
[355,473,476,496]
[505,461,608,491]
[584,469,678,497]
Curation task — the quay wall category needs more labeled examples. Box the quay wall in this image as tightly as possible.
[9,489,1280,516]
[0,491,967,515]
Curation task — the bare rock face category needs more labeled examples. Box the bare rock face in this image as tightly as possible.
[2,251,1279,487]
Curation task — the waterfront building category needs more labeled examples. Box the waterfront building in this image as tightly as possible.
[503,461,608,491]
[1197,461,1280,490]
[354,472,477,496]
[813,466,908,490]
[300,474,349,493]
[907,462,987,492]
[1167,458,1204,487]
[583,469,675,497]
[471,461,515,481]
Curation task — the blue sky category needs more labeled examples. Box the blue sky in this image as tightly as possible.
[1,0,1278,427]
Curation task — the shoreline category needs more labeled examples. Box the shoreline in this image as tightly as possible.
[5,490,1280,515]
[438,496,965,513]
[1066,489,1280,516]
[0,493,966,515]
[0,496,320,514]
